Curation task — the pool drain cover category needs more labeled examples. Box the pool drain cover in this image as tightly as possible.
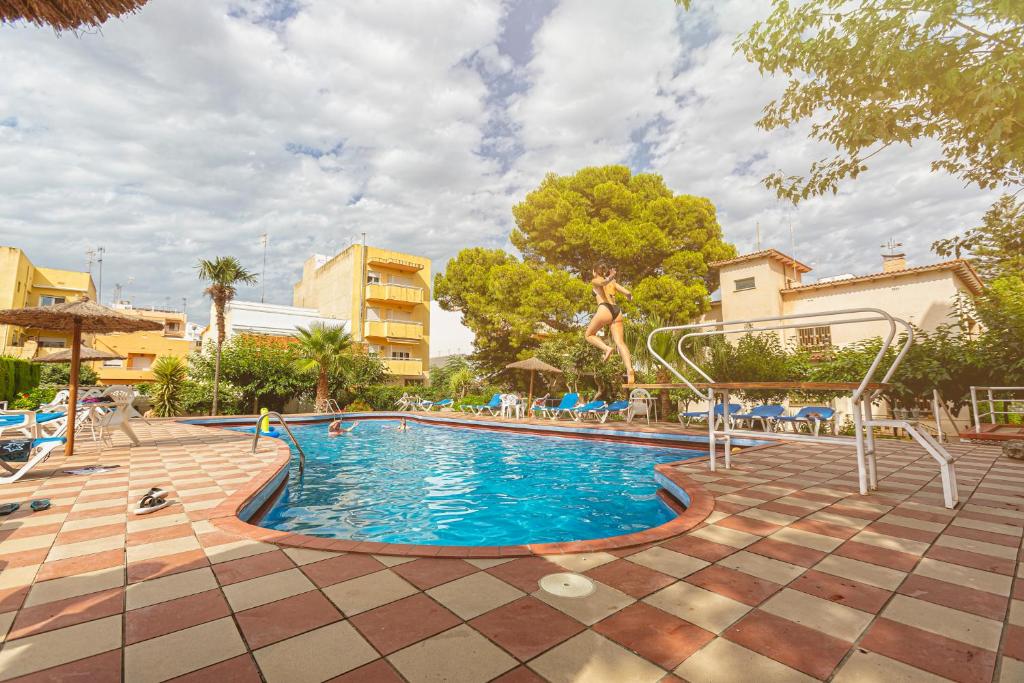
[539,573,595,598]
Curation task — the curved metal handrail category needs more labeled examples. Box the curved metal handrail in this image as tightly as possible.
[250,411,306,473]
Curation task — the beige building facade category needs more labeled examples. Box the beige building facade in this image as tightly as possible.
[294,245,431,384]
[91,304,198,385]
[702,249,984,349]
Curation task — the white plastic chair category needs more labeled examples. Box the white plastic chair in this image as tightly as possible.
[627,389,653,424]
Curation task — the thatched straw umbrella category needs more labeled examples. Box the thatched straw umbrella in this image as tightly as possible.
[505,357,563,408]
[0,297,162,455]
[1,0,149,31]
[34,346,124,363]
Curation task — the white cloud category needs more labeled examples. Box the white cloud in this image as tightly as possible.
[0,0,1003,357]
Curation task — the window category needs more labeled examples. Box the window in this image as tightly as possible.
[103,359,123,368]
[390,350,411,360]
[39,295,65,307]
[128,354,155,371]
[734,277,756,291]
[366,271,381,285]
[38,338,66,348]
[797,326,832,350]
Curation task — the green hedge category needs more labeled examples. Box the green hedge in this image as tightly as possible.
[0,357,42,404]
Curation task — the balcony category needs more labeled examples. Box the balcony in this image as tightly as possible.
[367,256,424,272]
[383,357,423,376]
[365,283,424,305]
[364,320,423,341]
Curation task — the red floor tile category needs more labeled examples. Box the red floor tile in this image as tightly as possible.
[125,589,231,645]
[326,659,405,683]
[127,549,210,583]
[54,523,125,545]
[584,559,676,599]
[126,523,195,547]
[0,549,49,570]
[866,522,939,543]
[299,554,385,588]
[725,609,852,680]
[490,666,546,683]
[659,535,736,563]
[349,593,460,655]
[925,545,1016,575]
[593,602,714,670]
[1002,624,1024,661]
[716,515,780,536]
[757,501,814,518]
[789,518,859,540]
[827,503,885,521]
[169,654,262,682]
[789,569,892,614]
[4,650,121,683]
[469,596,585,660]
[745,538,826,568]
[8,587,123,640]
[0,523,63,541]
[944,524,1020,548]
[235,590,343,649]
[212,550,295,586]
[0,585,29,613]
[834,540,921,571]
[898,574,1008,620]
[860,618,997,683]
[391,558,478,590]
[686,564,782,606]
[485,557,565,593]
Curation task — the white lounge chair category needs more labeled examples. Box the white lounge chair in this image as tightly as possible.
[0,437,67,484]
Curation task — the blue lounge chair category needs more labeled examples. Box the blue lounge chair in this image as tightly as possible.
[732,404,786,431]
[679,403,742,428]
[428,399,454,411]
[572,401,608,421]
[776,406,836,435]
[547,393,580,420]
[0,411,65,439]
[598,400,630,423]
[472,394,502,416]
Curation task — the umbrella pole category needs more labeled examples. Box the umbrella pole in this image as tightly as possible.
[66,322,81,457]
[528,371,534,415]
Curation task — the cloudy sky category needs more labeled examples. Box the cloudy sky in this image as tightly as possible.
[0,0,999,355]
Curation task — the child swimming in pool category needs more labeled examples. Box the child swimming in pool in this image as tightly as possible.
[328,420,358,436]
[394,418,409,432]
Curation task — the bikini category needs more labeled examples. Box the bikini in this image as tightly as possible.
[598,301,622,320]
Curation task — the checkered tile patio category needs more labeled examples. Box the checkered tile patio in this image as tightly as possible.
[0,419,1021,682]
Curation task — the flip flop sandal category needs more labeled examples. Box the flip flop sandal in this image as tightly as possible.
[134,491,171,515]
[30,499,51,512]
[143,487,168,501]
[0,502,20,516]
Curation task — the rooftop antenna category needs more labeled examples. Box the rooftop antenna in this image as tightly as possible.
[882,238,904,255]
[260,233,269,303]
[754,221,761,251]
[181,297,188,314]
[85,246,104,301]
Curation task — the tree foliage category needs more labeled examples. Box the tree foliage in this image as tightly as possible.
[150,356,188,417]
[435,166,735,372]
[190,335,305,414]
[293,323,353,405]
[933,194,1024,279]
[733,0,1024,202]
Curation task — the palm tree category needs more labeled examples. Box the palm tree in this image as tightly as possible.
[625,314,686,419]
[150,356,188,417]
[294,322,353,408]
[197,256,258,415]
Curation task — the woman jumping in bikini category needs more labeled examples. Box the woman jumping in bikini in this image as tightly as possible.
[585,264,635,384]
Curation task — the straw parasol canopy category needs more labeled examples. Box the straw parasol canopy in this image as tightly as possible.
[0,297,162,456]
[1,0,149,31]
[35,346,124,363]
[505,357,562,408]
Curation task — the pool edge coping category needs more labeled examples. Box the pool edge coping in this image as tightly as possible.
[198,414,719,557]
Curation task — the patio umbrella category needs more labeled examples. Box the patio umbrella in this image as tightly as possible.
[505,357,562,408]
[0,297,162,456]
[34,346,124,363]
[1,0,150,31]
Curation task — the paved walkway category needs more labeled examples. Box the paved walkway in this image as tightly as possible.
[0,419,1021,682]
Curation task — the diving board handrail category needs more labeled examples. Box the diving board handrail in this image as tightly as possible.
[250,412,307,474]
[645,308,911,404]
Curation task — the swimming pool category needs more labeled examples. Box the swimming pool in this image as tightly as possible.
[250,419,703,546]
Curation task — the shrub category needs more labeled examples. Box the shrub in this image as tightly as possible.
[151,356,188,417]
[0,357,42,403]
[10,386,57,410]
[39,362,97,387]
[342,400,373,412]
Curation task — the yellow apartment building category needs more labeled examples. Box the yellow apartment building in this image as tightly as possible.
[0,246,97,355]
[294,244,431,384]
[91,304,198,385]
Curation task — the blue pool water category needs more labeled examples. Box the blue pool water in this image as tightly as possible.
[254,419,701,546]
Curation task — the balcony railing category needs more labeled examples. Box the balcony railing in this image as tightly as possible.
[367,256,424,272]
[364,320,423,340]
[383,357,423,376]
[365,283,424,305]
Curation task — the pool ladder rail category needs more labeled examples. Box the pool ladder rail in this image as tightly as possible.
[250,411,307,473]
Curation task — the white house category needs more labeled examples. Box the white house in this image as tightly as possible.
[201,300,349,345]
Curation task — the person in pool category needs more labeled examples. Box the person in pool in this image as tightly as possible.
[394,418,409,432]
[585,263,635,384]
[328,420,358,436]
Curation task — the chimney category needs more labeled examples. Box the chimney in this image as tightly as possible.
[882,252,907,273]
